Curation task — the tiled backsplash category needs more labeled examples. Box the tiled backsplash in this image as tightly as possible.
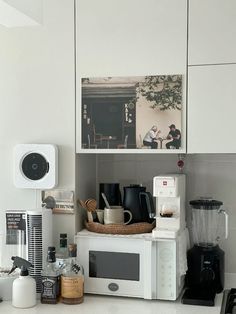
[96,153,236,273]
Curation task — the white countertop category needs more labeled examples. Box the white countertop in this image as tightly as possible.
[0,293,223,314]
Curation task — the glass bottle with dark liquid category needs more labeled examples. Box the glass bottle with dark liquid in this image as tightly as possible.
[41,247,60,304]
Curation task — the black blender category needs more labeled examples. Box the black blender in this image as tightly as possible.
[182,198,228,306]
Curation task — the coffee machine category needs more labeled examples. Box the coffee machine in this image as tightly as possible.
[182,198,228,306]
[152,174,186,238]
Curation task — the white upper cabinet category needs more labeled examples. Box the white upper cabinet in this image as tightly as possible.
[188,64,236,153]
[76,0,187,153]
[0,0,42,27]
[76,0,187,77]
[188,0,236,65]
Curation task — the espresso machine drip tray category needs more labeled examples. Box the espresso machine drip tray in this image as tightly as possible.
[182,288,216,306]
[220,289,236,314]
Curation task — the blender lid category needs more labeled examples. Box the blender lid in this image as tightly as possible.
[189,199,223,209]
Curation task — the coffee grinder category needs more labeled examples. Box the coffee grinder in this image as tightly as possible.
[182,198,228,306]
[152,174,186,238]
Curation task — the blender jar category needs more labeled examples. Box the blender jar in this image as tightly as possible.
[190,198,228,247]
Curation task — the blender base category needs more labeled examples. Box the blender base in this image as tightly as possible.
[181,288,216,306]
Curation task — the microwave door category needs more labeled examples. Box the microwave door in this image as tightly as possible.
[89,251,140,281]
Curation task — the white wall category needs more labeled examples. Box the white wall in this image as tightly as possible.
[0,0,76,248]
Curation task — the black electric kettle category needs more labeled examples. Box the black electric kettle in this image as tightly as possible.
[123,185,155,224]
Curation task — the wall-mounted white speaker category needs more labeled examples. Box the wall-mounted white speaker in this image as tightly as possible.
[14,144,58,189]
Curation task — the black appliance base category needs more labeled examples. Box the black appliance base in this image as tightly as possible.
[181,288,216,306]
[220,289,236,314]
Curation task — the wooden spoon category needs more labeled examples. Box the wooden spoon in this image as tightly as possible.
[85,199,97,212]
[77,199,93,222]
[85,198,97,223]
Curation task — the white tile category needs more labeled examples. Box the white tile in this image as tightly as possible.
[221,228,236,273]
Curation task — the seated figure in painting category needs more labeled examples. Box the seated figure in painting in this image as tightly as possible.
[143,125,161,149]
[166,124,181,149]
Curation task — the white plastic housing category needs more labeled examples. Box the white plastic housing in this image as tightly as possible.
[12,276,36,308]
[153,174,186,237]
[14,144,58,189]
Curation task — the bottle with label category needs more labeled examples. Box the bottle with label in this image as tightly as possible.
[41,246,60,304]
[61,244,84,304]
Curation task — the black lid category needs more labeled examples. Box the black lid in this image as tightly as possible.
[190,199,223,209]
[60,233,67,239]
[47,246,56,263]
[60,233,67,248]
[124,184,145,189]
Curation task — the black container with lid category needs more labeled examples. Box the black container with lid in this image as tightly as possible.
[99,183,121,209]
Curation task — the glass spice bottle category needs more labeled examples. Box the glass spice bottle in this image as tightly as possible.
[60,244,84,304]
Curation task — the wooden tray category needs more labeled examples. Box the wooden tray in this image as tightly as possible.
[85,221,155,235]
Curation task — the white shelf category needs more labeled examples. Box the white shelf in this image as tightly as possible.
[76,148,186,154]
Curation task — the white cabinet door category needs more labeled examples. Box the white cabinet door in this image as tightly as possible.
[188,64,236,153]
[76,0,187,153]
[76,0,187,77]
[189,0,236,65]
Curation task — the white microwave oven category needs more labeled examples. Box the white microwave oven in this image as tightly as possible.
[75,229,188,300]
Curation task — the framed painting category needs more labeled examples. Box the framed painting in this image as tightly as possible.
[80,75,183,151]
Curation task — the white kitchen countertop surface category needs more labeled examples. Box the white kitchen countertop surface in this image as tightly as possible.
[0,293,223,314]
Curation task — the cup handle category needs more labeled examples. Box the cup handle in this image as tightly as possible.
[124,210,132,225]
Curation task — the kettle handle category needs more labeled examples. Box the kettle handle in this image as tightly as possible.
[139,192,155,219]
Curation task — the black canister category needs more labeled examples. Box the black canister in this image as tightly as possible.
[99,183,121,209]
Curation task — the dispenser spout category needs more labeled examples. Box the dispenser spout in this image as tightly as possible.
[8,256,34,275]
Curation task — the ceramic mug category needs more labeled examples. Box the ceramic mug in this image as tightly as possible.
[104,206,132,225]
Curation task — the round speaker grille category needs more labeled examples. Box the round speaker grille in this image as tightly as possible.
[22,153,49,181]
